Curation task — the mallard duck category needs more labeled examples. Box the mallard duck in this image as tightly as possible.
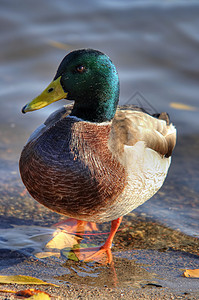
[19,49,176,264]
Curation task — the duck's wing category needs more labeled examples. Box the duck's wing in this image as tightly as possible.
[44,104,73,128]
[110,106,176,158]
[27,104,73,144]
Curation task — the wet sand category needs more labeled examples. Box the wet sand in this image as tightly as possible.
[1,284,199,300]
[0,207,199,299]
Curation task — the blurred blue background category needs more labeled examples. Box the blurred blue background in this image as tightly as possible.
[0,0,198,237]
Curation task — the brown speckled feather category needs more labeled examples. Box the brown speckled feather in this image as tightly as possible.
[20,114,126,222]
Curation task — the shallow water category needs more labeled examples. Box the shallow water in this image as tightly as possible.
[0,0,199,295]
[0,224,199,293]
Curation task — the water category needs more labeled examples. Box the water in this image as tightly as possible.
[0,0,198,288]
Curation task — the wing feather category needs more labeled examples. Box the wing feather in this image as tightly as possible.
[110,106,176,158]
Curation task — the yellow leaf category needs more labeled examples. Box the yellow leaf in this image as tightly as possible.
[0,289,16,294]
[29,294,51,299]
[46,230,80,250]
[62,243,99,262]
[183,269,199,278]
[0,275,58,286]
[170,102,197,111]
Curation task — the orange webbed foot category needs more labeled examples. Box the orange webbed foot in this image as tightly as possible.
[81,246,113,265]
[72,217,123,265]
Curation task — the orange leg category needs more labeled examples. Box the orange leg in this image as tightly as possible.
[102,217,123,249]
[82,217,123,264]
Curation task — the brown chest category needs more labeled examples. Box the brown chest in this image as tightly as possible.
[19,117,126,221]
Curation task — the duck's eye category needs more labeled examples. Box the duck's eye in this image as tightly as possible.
[76,65,86,73]
[48,88,54,93]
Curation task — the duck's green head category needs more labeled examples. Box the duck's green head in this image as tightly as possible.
[22,49,119,122]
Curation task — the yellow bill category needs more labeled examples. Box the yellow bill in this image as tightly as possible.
[22,76,68,113]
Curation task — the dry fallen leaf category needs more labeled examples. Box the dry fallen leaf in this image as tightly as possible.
[61,243,104,263]
[0,288,51,299]
[170,102,197,111]
[34,230,81,259]
[183,269,199,278]
[0,275,58,286]
[45,230,80,250]
[17,289,51,299]
[29,294,51,299]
